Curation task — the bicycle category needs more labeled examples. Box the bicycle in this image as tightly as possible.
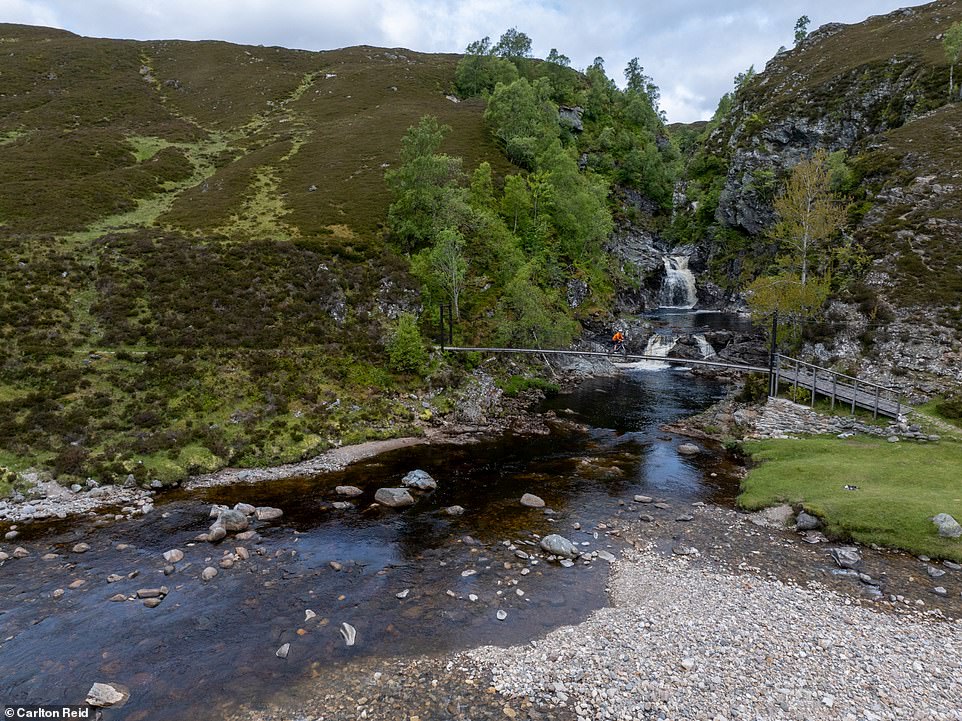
[608,341,629,360]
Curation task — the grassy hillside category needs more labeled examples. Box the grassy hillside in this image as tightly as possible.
[0,24,519,484]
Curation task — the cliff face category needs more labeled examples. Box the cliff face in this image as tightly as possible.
[680,0,962,387]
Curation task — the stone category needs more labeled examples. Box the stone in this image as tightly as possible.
[201,566,218,581]
[401,469,437,490]
[304,609,317,621]
[209,504,228,518]
[208,525,227,543]
[887,436,899,443]
[796,511,821,531]
[339,622,357,646]
[235,530,257,541]
[540,534,576,558]
[109,593,127,602]
[496,610,507,620]
[931,513,962,538]
[933,586,948,597]
[944,560,962,571]
[444,505,465,516]
[672,545,698,556]
[42,553,58,560]
[163,549,184,564]
[335,485,363,497]
[926,565,946,578]
[68,579,86,589]
[136,588,164,599]
[374,488,415,508]
[332,501,353,510]
[235,546,249,560]
[72,542,90,553]
[520,493,545,508]
[678,443,701,455]
[86,682,128,707]
[12,547,29,558]
[0,552,9,561]
[52,588,64,599]
[329,561,343,571]
[639,514,654,522]
[676,514,694,522]
[461,569,477,577]
[276,643,290,659]
[829,547,862,569]
[5,530,18,540]
[143,597,162,608]
[396,589,410,599]
[215,509,250,532]
[680,658,696,671]
[633,495,653,503]
[219,558,234,569]
[255,506,284,521]
[597,550,617,563]
[233,502,256,515]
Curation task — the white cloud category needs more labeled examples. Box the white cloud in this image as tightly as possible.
[0,0,929,122]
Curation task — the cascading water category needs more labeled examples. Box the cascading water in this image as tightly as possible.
[622,333,677,371]
[658,255,697,309]
[693,334,716,359]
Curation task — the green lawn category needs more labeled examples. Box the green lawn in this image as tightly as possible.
[740,437,962,562]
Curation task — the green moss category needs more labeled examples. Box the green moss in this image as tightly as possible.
[139,453,187,484]
[176,444,223,474]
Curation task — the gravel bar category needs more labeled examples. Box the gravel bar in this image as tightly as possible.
[465,543,962,721]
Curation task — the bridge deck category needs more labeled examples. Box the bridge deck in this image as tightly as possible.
[777,366,904,418]
[438,346,769,373]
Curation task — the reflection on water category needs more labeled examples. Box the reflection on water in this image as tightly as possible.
[0,361,739,720]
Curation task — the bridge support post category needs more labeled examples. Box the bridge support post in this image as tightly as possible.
[768,311,778,397]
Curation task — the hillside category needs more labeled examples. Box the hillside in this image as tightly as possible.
[673,0,962,387]
[0,24,521,484]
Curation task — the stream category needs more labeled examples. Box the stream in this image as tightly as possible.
[1,313,959,720]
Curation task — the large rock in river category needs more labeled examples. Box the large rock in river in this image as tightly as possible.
[402,469,437,490]
[375,488,415,508]
[520,493,545,508]
[215,509,250,532]
[540,534,576,558]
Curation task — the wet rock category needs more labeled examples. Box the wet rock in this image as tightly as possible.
[235,546,250,561]
[41,552,59,560]
[944,560,962,571]
[109,593,127,602]
[926,565,946,578]
[339,622,357,646]
[219,557,234,569]
[209,504,228,518]
[931,513,962,538]
[540,534,576,558]
[332,501,353,510]
[374,488,415,508]
[255,506,284,521]
[136,587,165,599]
[633,495,653,503]
[654,502,672,510]
[106,574,123,583]
[52,588,65,599]
[163,549,184,563]
[796,511,821,531]
[444,505,465,516]
[520,493,545,508]
[830,547,862,569]
[597,550,617,563]
[235,530,257,541]
[208,526,227,543]
[68,579,86,589]
[86,682,128,707]
[276,642,290,659]
[202,566,218,581]
[933,586,948,597]
[496,610,507,620]
[402,469,437,490]
[396,589,410,599]
[335,485,363,497]
[0,552,10,561]
[672,545,698,556]
[144,597,163,608]
[233,502,256,515]
[4,530,18,541]
[678,443,701,455]
[559,559,575,568]
[216,509,250,532]
[72,542,90,553]
[676,514,694,522]
[304,609,317,621]
[12,546,28,558]
[639,514,654,522]
[329,561,343,571]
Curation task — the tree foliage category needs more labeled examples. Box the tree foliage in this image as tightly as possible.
[770,149,846,285]
[794,15,810,45]
[388,313,428,375]
[944,21,962,99]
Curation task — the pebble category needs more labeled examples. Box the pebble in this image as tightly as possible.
[496,610,507,621]
[41,553,58,561]
[52,588,64,599]
[201,566,218,581]
[276,643,290,659]
[109,593,127,602]
[68,579,86,589]
[143,597,162,608]
[396,589,410,599]
[330,561,343,571]
[461,569,477,577]
[12,547,28,558]
[72,543,90,553]
[633,495,653,503]
[163,549,184,564]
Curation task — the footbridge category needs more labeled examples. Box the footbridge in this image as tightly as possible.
[438,345,907,420]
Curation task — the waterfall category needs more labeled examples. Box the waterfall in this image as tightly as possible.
[621,333,677,371]
[693,334,716,359]
[658,255,697,309]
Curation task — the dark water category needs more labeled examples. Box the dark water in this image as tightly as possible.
[0,357,739,720]
[647,309,754,334]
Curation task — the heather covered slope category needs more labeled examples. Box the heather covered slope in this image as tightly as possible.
[0,25,516,483]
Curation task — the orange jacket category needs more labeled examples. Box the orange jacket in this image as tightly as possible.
[612,332,624,343]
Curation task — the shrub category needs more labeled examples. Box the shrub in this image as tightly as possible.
[387,313,428,375]
[736,373,771,403]
[936,394,962,420]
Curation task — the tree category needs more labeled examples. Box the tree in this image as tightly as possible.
[745,272,830,348]
[385,116,466,252]
[426,228,468,320]
[770,149,846,286]
[387,313,428,375]
[501,174,532,234]
[734,65,756,91]
[494,28,532,59]
[483,77,559,167]
[624,57,660,109]
[944,21,962,99]
[546,48,570,67]
[794,15,810,46]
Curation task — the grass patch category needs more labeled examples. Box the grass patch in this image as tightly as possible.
[500,374,560,398]
[740,437,962,561]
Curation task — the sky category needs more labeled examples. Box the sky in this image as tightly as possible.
[0,1,927,123]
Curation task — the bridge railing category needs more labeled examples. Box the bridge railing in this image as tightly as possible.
[771,354,904,419]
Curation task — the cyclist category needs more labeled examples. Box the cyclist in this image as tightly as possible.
[609,331,627,358]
